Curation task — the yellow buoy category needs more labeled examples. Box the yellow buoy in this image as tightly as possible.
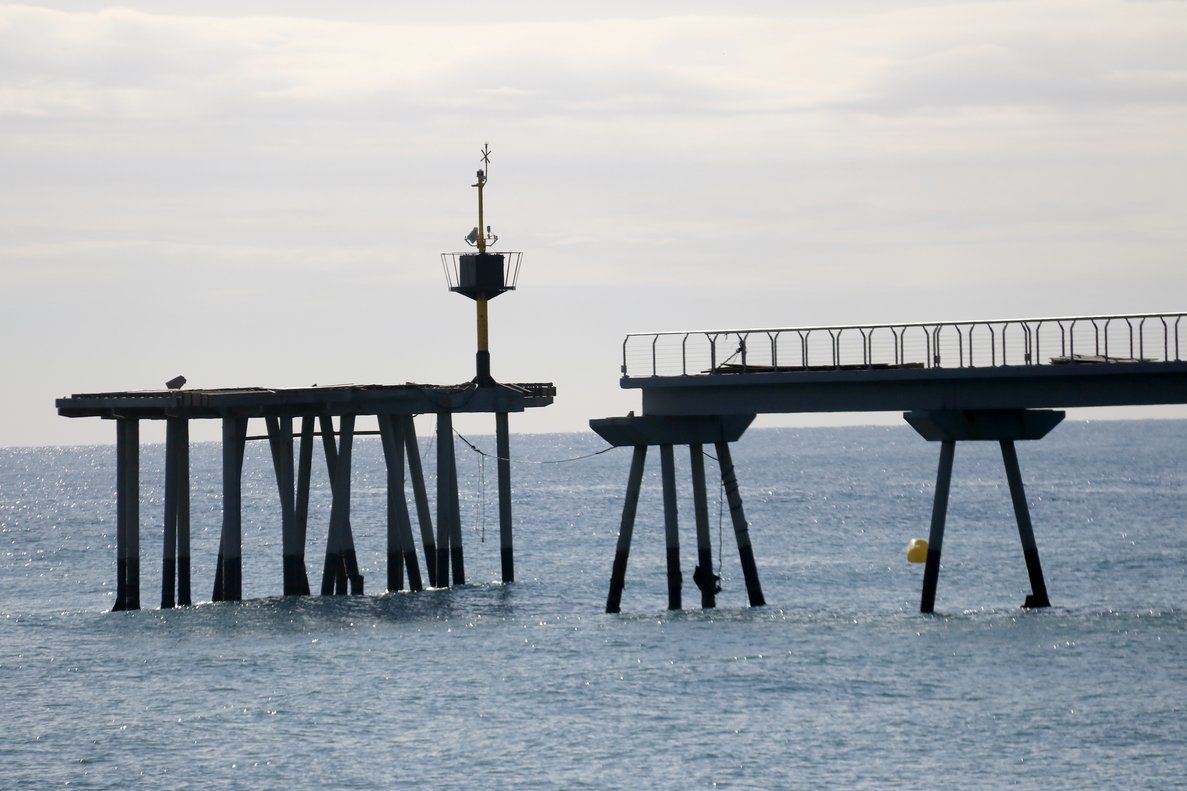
[906,538,928,564]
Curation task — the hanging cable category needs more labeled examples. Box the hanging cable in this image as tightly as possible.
[451,428,619,465]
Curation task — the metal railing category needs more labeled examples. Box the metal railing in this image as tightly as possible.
[440,251,523,292]
[622,312,1186,378]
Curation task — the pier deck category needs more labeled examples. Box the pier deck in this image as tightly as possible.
[57,381,555,419]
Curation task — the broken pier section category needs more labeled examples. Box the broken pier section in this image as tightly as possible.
[57,381,555,611]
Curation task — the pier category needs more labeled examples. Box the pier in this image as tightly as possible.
[595,312,1187,613]
[58,383,554,609]
[57,145,556,611]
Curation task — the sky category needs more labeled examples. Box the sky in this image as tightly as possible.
[2,0,1186,447]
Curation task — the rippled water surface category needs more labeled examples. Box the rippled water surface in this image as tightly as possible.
[2,421,1185,788]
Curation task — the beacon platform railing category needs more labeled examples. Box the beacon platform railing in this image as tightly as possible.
[622,312,1186,379]
[440,251,523,292]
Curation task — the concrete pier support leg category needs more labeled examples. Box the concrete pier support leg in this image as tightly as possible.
[380,415,423,592]
[336,415,359,595]
[435,413,454,587]
[318,416,341,596]
[214,416,247,603]
[606,446,647,614]
[114,418,140,611]
[920,440,956,614]
[660,444,682,611]
[161,418,181,609]
[715,441,765,607]
[447,420,466,585]
[292,416,314,597]
[392,421,424,593]
[380,416,405,593]
[267,417,308,597]
[387,494,406,593]
[1001,440,1051,609]
[321,415,363,596]
[402,416,438,587]
[115,423,126,611]
[176,420,191,606]
[689,444,716,609]
[496,412,514,583]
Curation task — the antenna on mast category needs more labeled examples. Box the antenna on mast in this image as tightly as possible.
[468,143,498,252]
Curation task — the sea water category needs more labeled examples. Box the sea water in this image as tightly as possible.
[1,421,1185,788]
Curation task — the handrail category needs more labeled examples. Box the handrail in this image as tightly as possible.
[621,312,1187,378]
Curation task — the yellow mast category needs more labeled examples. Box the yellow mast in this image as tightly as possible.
[476,144,488,254]
[475,144,491,367]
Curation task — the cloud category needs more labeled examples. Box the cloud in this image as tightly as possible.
[3,2,1184,124]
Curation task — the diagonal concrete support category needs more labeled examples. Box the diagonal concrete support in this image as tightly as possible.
[906,409,1062,612]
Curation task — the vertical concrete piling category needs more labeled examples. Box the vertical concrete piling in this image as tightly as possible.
[435,412,454,587]
[161,418,182,609]
[321,415,363,596]
[267,416,310,597]
[114,418,140,611]
[448,424,465,586]
[689,444,716,609]
[380,415,423,592]
[402,416,438,587]
[605,445,647,614]
[319,415,344,594]
[176,419,191,607]
[920,440,955,614]
[1000,440,1051,609]
[293,415,314,595]
[496,411,514,583]
[379,415,403,591]
[214,416,247,602]
[715,441,765,607]
[659,444,682,611]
